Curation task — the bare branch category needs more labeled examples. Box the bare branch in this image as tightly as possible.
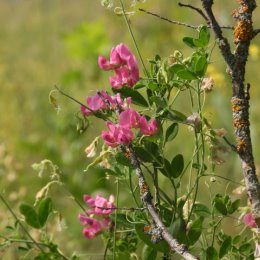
[200,1,235,69]
[178,2,210,24]
[139,8,198,29]
[252,28,260,39]
[128,146,199,260]
[139,8,233,31]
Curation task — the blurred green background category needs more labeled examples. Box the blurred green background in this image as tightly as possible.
[0,0,260,259]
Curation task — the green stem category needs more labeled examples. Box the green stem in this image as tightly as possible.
[118,0,149,77]
[0,193,45,253]
[112,179,119,260]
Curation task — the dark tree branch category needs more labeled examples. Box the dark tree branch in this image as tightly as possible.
[200,0,260,229]
[252,28,260,39]
[178,2,210,24]
[200,1,235,69]
[128,146,199,260]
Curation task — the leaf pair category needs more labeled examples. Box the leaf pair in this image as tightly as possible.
[20,198,52,229]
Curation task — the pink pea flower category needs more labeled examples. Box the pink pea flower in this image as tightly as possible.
[79,214,102,239]
[139,116,158,136]
[79,214,110,239]
[119,108,140,129]
[84,194,115,215]
[98,43,139,88]
[81,91,131,116]
[101,121,134,147]
[243,213,257,228]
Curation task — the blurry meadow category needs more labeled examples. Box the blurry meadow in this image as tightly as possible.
[1,0,260,259]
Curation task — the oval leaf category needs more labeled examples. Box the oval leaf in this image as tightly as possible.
[38,197,53,227]
[165,123,179,143]
[20,204,41,229]
[114,87,149,107]
[142,245,157,260]
[171,154,184,178]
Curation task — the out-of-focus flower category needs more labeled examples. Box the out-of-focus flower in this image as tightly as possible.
[84,194,115,215]
[101,122,134,147]
[119,108,140,129]
[98,43,139,88]
[84,137,99,158]
[79,214,110,239]
[139,116,158,136]
[243,213,257,228]
[201,77,214,92]
[214,128,227,138]
[79,194,115,239]
[186,113,202,128]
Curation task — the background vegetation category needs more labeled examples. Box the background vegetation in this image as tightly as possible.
[0,1,260,259]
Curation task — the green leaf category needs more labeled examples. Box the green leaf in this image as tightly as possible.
[20,204,41,229]
[147,82,159,91]
[150,96,167,107]
[109,213,134,229]
[199,25,210,46]
[167,110,187,122]
[158,158,174,178]
[187,217,203,245]
[206,246,218,260]
[115,153,132,167]
[169,218,187,244]
[165,123,179,143]
[170,64,186,74]
[114,87,149,107]
[142,245,157,260]
[239,243,252,253]
[193,203,211,218]
[219,236,232,258]
[38,198,52,227]
[183,37,196,48]
[135,223,170,253]
[171,154,184,178]
[228,199,240,214]
[133,147,154,163]
[213,196,227,216]
[194,55,208,77]
[176,70,197,80]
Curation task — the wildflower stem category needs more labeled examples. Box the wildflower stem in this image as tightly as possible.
[0,193,45,253]
[119,0,149,77]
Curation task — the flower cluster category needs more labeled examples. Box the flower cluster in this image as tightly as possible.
[81,43,158,148]
[81,90,131,116]
[98,43,139,89]
[79,194,115,239]
[102,108,158,147]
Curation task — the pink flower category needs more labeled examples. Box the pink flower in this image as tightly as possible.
[84,194,115,215]
[101,121,134,147]
[79,214,110,239]
[81,91,131,116]
[119,108,140,129]
[243,213,257,228]
[139,116,158,136]
[79,194,115,239]
[98,43,139,88]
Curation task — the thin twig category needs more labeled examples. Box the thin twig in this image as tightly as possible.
[139,8,198,29]
[178,2,210,24]
[252,28,260,39]
[223,136,237,153]
[139,8,233,30]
